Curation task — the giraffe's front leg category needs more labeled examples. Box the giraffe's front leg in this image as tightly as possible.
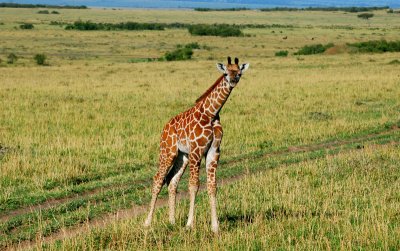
[206,121,223,234]
[186,149,202,229]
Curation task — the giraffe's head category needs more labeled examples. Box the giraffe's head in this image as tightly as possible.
[216,57,249,88]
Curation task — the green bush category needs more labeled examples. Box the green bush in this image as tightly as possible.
[20,23,34,29]
[51,10,60,14]
[164,42,206,61]
[65,20,166,31]
[164,48,193,61]
[348,40,400,53]
[7,53,18,64]
[34,54,47,65]
[188,24,243,37]
[357,13,374,19]
[294,43,334,55]
[37,10,49,14]
[275,50,289,57]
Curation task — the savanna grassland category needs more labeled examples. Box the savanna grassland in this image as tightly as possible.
[0,7,399,250]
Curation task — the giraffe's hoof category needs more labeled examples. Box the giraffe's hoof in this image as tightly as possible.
[211,225,219,234]
[143,220,151,228]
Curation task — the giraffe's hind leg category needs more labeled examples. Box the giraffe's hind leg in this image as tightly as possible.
[144,125,178,227]
[165,151,189,224]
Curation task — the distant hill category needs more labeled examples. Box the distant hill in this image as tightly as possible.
[3,0,399,8]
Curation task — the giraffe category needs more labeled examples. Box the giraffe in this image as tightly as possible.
[143,57,249,233]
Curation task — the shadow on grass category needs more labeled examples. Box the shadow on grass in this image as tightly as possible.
[221,205,334,229]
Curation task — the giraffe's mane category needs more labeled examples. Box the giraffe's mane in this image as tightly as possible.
[195,75,224,103]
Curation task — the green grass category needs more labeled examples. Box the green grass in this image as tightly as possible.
[44,143,400,250]
[1,129,399,248]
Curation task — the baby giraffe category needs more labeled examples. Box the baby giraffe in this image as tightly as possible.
[144,57,249,233]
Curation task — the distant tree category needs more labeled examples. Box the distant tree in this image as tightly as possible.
[34,54,47,65]
[275,50,288,57]
[37,10,49,14]
[20,23,34,29]
[357,13,374,20]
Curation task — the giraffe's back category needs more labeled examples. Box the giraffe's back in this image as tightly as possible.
[167,103,214,155]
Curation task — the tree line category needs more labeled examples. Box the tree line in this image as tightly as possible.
[0,3,87,9]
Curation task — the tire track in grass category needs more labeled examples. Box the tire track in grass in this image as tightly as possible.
[1,125,398,224]
[4,126,399,250]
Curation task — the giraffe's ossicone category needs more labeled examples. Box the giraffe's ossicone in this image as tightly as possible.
[144,57,250,233]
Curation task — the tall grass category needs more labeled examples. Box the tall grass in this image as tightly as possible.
[50,144,400,250]
[0,7,400,249]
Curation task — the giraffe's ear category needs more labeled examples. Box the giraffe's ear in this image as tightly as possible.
[240,63,250,73]
[216,63,226,73]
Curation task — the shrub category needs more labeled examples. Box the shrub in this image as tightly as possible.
[347,40,400,53]
[65,20,165,31]
[357,13,374,19]
[34,54,47,65]
[188,24,243,37]
[164,48,193,61]
[37,10,49,14]
[275,50,288,57]
[182,42,200,49]
[294,43,334,55]
[20,23,34,29]
[51,10,60,14]
[7,53,18,64]
[388,59,400,65]
[163,43,203,61]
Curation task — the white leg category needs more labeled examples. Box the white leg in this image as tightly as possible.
[206,146,220,233]
[186,151,201,229]
[168,154,189,224]
[207,121,222,233]
[186,184,199,228]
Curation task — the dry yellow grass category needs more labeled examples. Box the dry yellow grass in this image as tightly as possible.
[0,7,399,249]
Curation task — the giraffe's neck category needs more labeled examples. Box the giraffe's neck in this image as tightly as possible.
[201,78,232,118]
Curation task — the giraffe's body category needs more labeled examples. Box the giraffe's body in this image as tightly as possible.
[144,57,249,233]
